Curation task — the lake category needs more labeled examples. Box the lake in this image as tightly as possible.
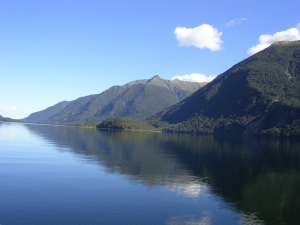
[0,122,299,225]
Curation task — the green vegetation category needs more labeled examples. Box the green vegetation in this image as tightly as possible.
[260,127,281,137]
[97,117,157,131]
[260,120,300,137]
[282,120,300,137]
[21,41,300,137]
[23,101,70,123]
[149,40,300,137]
[24,76,205,125]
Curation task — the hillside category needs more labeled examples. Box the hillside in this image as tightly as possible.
[0,115,20,123]
[25,76,205,125]
[23,101,71,123]
[149,40,300,137]
[97,117,157,131]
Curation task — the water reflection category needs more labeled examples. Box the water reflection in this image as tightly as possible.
[166,176,210,198]
[240,213,265,225]
[166,211,212,225]
[2,122,300,225]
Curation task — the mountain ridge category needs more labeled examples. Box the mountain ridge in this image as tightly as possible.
[149,40,300,137]
[24,76,206,125]
[24,101,71,123]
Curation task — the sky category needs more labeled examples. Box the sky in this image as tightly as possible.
[1,0,300,119]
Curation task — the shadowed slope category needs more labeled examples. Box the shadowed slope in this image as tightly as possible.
[149,41,300,136]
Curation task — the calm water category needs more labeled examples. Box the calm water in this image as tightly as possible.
[0,122,300,225]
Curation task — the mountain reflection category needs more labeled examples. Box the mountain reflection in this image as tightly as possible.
[24,124,300,225]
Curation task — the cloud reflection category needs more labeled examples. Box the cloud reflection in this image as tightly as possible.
[166,211,212,225]
[166,176,210,198]
[240,212,265,225]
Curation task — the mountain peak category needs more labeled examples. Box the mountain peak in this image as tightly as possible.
[24,75,204,124]
[149,75,161,80]
[172,78,182,83]
[172,78,191,84]
[147,75,166,86]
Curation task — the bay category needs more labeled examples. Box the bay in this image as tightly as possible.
[0,122,299,225]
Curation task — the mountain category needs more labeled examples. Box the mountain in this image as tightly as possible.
[25,76,206,125]
[149,40,300,137]
[0,115,20,122]
[0,115,13,122]
[23,101,71,123]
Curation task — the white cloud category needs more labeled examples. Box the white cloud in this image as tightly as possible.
[1,106,17,111]
[174,24,223,51]
[247,23,300,55]
[225,18,247,28]
[172,73,217,83]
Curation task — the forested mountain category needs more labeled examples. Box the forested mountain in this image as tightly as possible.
[24,76,205,125]
[149,41,300,137]
[24,101,71,123]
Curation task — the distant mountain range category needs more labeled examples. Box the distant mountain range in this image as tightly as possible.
[15,40,300,137]
[149,40,300,137]
[23,76,206,124]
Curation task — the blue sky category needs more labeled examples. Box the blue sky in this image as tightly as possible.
[1,0,300,119]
